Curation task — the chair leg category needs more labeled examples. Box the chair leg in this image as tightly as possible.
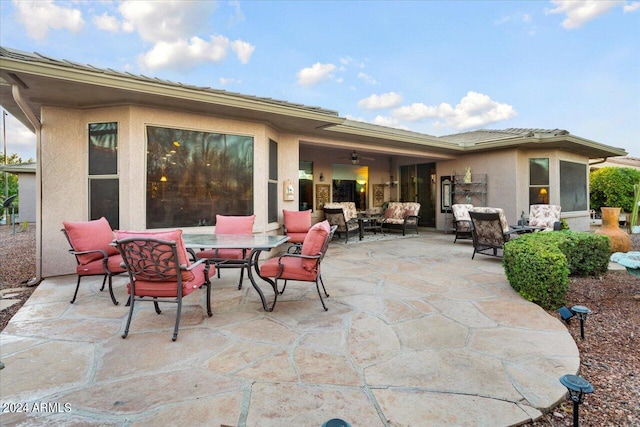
[70,276,82,304]
[172,297,182,341]
[107,275,119,306]
[315,278,328,311]
[100,274,107,291]
[122,294,135,339]
[153,299,162,314]
[318,274,329,297]
[205,280,212,317]
[279,279,288,295]
[237,265,245,290]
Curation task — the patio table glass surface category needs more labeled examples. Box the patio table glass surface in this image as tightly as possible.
[182,233,289,311]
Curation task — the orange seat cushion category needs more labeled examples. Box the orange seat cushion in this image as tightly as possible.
[260,256,319,281]
[77,254,125,276]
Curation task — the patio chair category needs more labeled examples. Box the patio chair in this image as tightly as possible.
[323,203,359,243]
[61,217,125,305]
[381,202,421,235]
[115,229,213,341]
[469,210,520,259]
[528,204,562,231]
[259,221,337,311]
[196,214,255,289]
[282,209,312,253]
[452,203,474,243]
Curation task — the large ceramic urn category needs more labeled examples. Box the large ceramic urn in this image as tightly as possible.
[595,207,631,253]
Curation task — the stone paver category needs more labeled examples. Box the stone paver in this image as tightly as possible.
[0,232,580,426]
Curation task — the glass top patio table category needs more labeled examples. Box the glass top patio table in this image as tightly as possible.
[182,233,289,311]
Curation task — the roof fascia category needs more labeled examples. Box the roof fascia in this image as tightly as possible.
[0,56,345,126]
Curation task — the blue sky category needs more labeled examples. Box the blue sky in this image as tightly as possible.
[1,0,639,161]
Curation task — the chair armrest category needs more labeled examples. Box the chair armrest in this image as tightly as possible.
[278,252,321,262]
[69,248,109,258]
[183,257,208,270]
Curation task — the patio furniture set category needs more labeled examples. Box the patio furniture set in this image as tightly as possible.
[451,203,562,259]
[323,201,421,243]
[61,214,336,341]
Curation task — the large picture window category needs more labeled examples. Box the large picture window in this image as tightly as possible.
[560,160,588,212]
[89,122,119,228]
[146,126,254,229]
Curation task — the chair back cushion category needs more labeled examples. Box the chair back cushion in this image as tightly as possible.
[470,207,510,233]
[469,212,506,247]
[301,220,330,272]
[283,209,312,233]
[452,204,474,221]
[529,204,561,230]
[323,202,357,221]
[215,215,255,235]
[62,217,119,265]
[115,229,194,281]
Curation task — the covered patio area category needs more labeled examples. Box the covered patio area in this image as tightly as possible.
[0,232,578,426]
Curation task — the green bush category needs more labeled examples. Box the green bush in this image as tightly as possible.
[590,167,640,213]
[503,236,569,310]
[503,231,611,309]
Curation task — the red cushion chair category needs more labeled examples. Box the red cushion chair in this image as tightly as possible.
[115,229,213,341]
[196,214,255,289]
[259,221,336,311]
[282,209,312,252]
[61,217,125,305]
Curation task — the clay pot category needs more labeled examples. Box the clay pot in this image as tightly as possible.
[595,207,631,253]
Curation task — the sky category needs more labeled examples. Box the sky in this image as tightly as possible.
[1,0,639,162]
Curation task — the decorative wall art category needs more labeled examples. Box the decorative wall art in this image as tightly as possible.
[315,184,330,210]
[373,184,385,207]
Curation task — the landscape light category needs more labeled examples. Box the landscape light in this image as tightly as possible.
[559,374,594,427]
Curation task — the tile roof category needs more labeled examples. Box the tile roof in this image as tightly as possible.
[0,46,339,117]
[438,128,570,144]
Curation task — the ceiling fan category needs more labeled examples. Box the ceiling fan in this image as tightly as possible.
[340,151,375,165]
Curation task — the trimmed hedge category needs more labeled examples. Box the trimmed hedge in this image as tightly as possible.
[503,231,610,309]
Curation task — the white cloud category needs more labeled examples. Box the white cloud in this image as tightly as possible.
[14,0,84,40]
[372,116,410,130]
[220,77,241,85]
[230,40,255,64]
[296,63,337,86]
[545,0,623,29]
[119,0,215,42]
[357,72,378,85]
[116,1,254,69]
[392,91,516,130]
[93,12,120,33]
[624,2,640,12]
[358,92,403,110]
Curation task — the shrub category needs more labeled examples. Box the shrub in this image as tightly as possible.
[590,167,640,213]
[503,236,569,310]
[503,231,610,309]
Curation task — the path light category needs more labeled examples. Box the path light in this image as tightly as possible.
[571,305,592,339]
[322,418,351,427]
[557,306,575,324]
[559,374,594,427]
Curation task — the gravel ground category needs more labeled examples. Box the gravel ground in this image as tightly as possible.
[1,225,638,425]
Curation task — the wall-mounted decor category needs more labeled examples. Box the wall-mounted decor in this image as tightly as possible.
[283,179,295,201]
[441,176,452,213]
[316,184,330,210]
[373,184,385,207]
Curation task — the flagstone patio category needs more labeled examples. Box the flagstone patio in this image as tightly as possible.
[0,232,579,426]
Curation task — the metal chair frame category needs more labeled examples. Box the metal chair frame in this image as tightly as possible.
[116,237,212,341]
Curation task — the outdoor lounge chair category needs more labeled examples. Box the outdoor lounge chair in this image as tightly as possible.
[115,229,213,341]
[469,210,519,259]
[282,209,312,253]
[196,214,255,289]
[323,202,359,243]
[452,203,474,243]
[61,217,125,305]
[260,221,337,311]
[528,204,562,231]
[381,202,421,235]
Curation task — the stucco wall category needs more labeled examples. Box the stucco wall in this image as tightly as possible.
[41,105,286,277]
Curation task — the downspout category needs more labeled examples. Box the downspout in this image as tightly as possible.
[12,84,42,285]
[589,158,608,167]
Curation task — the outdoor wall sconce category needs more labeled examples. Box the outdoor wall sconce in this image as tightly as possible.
[385,175,398,187]
[559,374,594,427]
[319,172,324,182]
[571,305,592,339]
